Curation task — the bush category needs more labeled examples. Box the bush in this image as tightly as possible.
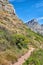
[11,34,29,49]
[23,49,43,65]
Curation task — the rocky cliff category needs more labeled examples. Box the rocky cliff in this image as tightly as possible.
[0,0,28,34]
[26,19,43,35]
[0,0,15,14]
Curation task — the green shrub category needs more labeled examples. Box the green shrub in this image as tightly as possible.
[11,34,29,49]
[23,49,43,65]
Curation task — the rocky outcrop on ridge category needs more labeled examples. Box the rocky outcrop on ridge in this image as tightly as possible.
[26,19,43,35]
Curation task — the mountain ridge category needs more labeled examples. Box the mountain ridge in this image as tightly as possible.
[26,19,43,35]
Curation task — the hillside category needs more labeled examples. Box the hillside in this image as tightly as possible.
[23,49,43,65]
[26,19,43,35]
[0,0,43,65]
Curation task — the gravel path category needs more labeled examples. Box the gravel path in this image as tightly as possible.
[13,47,34,65]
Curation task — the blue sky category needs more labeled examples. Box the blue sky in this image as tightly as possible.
[9,0,43,24]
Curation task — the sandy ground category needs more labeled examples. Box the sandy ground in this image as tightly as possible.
[13,47,34,65]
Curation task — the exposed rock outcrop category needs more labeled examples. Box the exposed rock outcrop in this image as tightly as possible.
[0,0,15,14]
[26,19,43,35]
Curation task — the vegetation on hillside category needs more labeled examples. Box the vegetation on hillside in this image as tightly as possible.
[0,26,43,65]
[0,29,29,65]
[23,49,43,65]
[22,28,43,65]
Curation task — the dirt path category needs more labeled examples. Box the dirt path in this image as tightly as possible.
[13,47,35,65]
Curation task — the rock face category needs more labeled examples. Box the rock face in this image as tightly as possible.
[41,24,43,29]
[5,4,15,14]
[0,0,15,14]
[26,19,43,35]
[0,0,27,34]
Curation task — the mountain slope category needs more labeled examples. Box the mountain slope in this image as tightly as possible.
[0,0,43,65]
[26,19,43,35]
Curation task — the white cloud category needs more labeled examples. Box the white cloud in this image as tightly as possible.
[32,1,43,8]
[35,2,43,8]
[37,17,43,20]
